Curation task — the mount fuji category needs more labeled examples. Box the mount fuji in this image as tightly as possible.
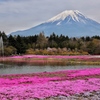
[10,10,100,37]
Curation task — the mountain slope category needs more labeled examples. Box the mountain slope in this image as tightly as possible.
[10,10,100,37]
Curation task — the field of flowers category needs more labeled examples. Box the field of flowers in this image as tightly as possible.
[0,68,100,100]
[0,55,100,65]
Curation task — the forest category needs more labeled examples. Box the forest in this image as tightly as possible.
[0,31,100,56]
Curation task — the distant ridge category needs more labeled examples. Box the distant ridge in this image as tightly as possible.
[10,10,100,37]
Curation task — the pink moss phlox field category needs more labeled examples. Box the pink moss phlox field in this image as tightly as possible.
[0,68,100,99]
[68,68,100,77]
[9,55,100,59]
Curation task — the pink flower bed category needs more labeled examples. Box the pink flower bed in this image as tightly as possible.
[1,55,99,66]
[67,68,100,77]
[9,55,100,59]
[0,68,100,99]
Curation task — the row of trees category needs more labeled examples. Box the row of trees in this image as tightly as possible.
[0,31,100,56]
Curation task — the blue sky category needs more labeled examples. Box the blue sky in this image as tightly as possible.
[0,0,100,34]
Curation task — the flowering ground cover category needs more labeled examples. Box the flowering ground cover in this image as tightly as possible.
[0,68,100,100]
[0,55,100,65]
[9,55,100,59]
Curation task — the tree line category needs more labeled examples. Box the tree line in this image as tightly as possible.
[0,31,100,56]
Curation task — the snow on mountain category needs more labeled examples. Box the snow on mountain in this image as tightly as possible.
[10,10,100,37]
[46,10,98,25]
[47,10,85,22]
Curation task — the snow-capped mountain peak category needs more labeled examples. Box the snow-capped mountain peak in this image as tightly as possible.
[10,10,100,37]
[47,10,86,23]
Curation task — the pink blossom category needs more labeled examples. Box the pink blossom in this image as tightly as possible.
[0,68,100,99]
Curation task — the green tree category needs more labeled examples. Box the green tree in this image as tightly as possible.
[4,46,17,56]
[16,35,27,54]
[36,32,48,49]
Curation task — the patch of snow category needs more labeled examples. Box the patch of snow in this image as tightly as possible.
[56,22,61,25]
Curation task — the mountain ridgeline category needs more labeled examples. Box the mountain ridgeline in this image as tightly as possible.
[10,10,100,37]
